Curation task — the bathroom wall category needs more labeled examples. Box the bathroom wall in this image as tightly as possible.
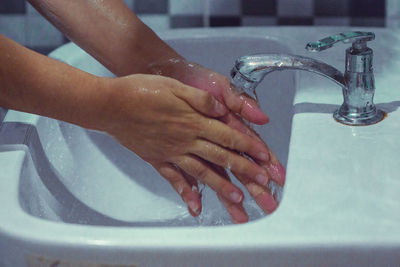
[0,0,395,56]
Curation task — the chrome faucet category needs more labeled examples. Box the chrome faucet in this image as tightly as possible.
[231,31,384,126]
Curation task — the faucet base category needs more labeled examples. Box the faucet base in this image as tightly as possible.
[333,108,385,126]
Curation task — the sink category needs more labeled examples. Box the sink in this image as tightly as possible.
[0,27,399,266]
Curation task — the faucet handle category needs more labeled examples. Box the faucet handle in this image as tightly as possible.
[306,31,375,52]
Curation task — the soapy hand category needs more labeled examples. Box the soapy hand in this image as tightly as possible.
[102,74,274,221]
[149,59,286,222]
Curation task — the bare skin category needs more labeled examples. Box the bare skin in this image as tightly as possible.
[3,0,286,223]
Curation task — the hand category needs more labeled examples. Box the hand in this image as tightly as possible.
[100,74,273,220]
[149,59,286,221]
[149,58,269,125]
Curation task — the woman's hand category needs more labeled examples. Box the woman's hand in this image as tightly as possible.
[149,58,270,125]
[100,74,274,222]
[149,59,286,219]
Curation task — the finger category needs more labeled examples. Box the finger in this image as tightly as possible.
[154,162,202,216]
[221,112,262,139]
[217,193,249,224]
[221,112,286,186]
[221,83,269,125]
[171,82,227,117]
[209,164,249,224]
[177,67,269,125]
[259,153,286,187]
[198,117,270,163]
[190,139,270,187]
[173,155,244,204]
[180,171,203,217]
[233,171,278,214]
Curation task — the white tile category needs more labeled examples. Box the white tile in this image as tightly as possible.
[0,15,26,44]
[25,16,64,47]
[278,0,314,17]
[209,0,240,15]
[386,0,400,27]
[169,0,205,15]
[138,15,170,33]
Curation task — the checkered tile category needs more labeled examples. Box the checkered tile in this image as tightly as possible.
[0,0,395,53]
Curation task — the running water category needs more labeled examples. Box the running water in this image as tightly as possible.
[181,78,285,226]
[186,82,284,226]
[230,80,285,204]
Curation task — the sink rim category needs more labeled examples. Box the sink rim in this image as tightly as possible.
[2,146,395,250]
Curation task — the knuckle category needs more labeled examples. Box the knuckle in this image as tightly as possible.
[191,164,209,181]
[228,157,244,174]
[214,148,229,167]
[220,133,235,149]
[201,92,214,108]
[231,156,253,175]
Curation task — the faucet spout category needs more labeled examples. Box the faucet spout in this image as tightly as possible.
[231,52,384,126]
[231,54,346,94]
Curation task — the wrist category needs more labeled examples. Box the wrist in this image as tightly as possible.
[147,56,194,80]
[75,76,116,131]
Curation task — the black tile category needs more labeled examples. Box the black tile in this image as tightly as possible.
[210,16,241,27]
[350,17,385,27]
[350,0,385,17]
[242,16,277,26]
[277,17,314,26]
[242,0,277,16]
[171,16,204,28]
[134,0,168,14]
[314,0,349,16]
[0,0,25,14]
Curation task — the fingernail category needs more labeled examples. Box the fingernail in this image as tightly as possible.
[255,174,269,186]
[214,100,227,115]
[177,184,184,195]
[260,193,278,213]
[266,163,286,186]
[191,185,198,193]
[257,152,269,162]
[188,201,200,215]
[230,191,243,203]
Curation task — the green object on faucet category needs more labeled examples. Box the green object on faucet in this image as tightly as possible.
[306,31,375,52]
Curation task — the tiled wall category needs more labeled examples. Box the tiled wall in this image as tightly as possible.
[0,0,396,55]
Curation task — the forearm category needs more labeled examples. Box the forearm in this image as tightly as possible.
[27,0,182,76]
[0,34,109,129]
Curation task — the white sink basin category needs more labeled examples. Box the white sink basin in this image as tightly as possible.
[0,27,399,266]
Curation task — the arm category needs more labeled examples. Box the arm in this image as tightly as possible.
[27,0,269,124]
[0,34,106,129]
[27,0,178,76]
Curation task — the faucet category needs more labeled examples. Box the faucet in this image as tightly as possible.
[230,31,384,126]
